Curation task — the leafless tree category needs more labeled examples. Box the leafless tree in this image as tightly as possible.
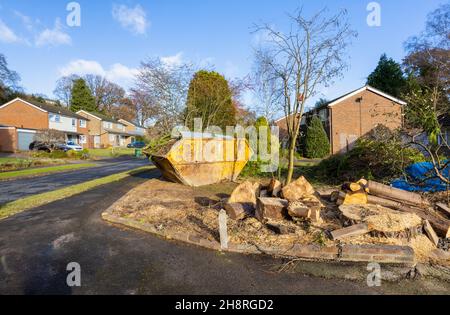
[133,58,194,134]
[253,8,357,184]
[84,74,126,113]
[53,74,79,107]
[34,129,66,147]
[252,49,282,122]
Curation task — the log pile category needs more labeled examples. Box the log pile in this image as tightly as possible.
[331,179,450,246]
[224,177,324,233]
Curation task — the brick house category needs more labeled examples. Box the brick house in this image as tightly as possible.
[275,85,406,155]
[118,119,147,143]
[76,111,134,148]
[0,98,90,152]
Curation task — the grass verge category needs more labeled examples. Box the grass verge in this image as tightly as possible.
[0,166,155,220]
[89,148,135,158]
[0,163,98,180]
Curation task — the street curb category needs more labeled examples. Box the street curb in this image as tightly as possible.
[102,207,416,266]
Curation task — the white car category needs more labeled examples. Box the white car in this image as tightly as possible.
[65,141,83,151]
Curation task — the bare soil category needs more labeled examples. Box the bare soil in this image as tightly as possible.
[110,178,450,266]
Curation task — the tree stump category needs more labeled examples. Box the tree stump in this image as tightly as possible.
[338,204,424,240]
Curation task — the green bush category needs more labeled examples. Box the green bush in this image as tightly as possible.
[305,116,330,159]
[31,150,68,159]
[67,149,90,160]
[315,126,425,183]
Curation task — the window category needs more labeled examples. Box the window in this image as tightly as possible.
[103,122,112,129]
[79,135,87,144]
[109,134,115,142]
[49,114,61,123]
[80,119,86,128]
[72,118,76,127]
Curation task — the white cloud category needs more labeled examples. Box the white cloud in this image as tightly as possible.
[112,4,149,35]
[161,52,184,68]
[107,63,140,82]
[35,19,71,47]
[58,59,138,87]
[14,11,33,31]
[0,19,22,43]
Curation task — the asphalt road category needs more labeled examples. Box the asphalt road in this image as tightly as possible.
[1,170,448,295]
[0,169,382,295]
[0,158,150,205]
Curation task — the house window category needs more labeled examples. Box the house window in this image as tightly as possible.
[103,122,112,129]
[109,134,115,142]
[72,118,76,127]
[79,135,87,144]
[80,120,86,128]
[49,114,61,123]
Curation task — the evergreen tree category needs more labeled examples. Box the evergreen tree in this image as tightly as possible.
[185,70,236,131]
[305,116,330,159]
[367,54,406,98]
[70,78,96,113]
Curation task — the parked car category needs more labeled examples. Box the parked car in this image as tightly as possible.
[29,141,53,152]
[127,141,146,149]
[65,141,83,151]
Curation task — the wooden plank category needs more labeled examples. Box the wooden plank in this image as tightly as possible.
[368,180,430,207]
[331,223,370,240]
[423,220,440,247]
[436,203,450,216]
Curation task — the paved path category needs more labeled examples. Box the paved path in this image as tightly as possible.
[0,158,150,205]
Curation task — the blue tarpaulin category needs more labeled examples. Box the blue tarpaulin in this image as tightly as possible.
[392,161,449,192]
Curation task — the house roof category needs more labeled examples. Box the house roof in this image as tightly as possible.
[276,85,407,122]
[118,118,146,129]
[77,110,121,124]
[326,85,407,107]
[0,98,88,120]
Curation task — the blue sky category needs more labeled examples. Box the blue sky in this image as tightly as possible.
[0,0,446,117]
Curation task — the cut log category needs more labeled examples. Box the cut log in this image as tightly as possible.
[288,201,311,218]
[330,191,340,203]
[281,176,315,201]
[338,204,423,239]
[367,180,430,207]
[224,203,247,220]
[268,179,282,197]
[436,203,450,216]
[331,223,370,240]
[423,220,440,247]
[256,198,289,221]
[337,191,368,205]
[367,195,450,238]
[309,208,323,224]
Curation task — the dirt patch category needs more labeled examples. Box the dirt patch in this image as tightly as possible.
[109,178,449,266]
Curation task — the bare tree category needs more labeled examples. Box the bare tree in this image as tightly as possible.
[253,8,357,184]
[54,74,126,113]
[84,74,126,113]
[53,74,79,107]
[133,58,194,134]
[34,129,66,148]
[252,49,282,122]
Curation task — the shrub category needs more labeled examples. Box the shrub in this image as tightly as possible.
[315,126,425,183]
[305,116,330,159]
[31,150,68,159]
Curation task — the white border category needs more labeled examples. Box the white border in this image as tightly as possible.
[0,98,48,113]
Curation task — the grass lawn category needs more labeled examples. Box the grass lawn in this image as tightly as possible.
[0,163,97,180]
[88,148,136,158]
[0,166,155,220]
[0,157,66,172]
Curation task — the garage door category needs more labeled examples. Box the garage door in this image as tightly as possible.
[17,131,36,151]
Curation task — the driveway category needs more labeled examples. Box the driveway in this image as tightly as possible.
[1,170,447,295]
[0,158,150,205]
